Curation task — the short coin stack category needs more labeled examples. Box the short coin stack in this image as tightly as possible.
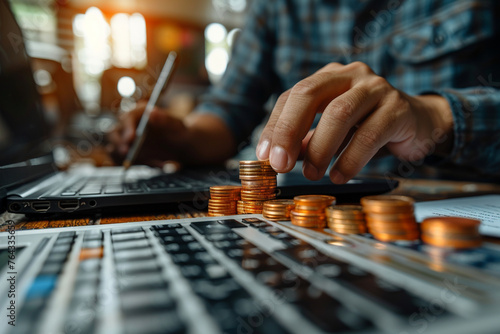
[262,199,295,221]
[325,205,367,234]
[238,160,277,214]
[290,195,336,228]
[421,217,482,249]
[208,185,241,217]
[361,195,419,242]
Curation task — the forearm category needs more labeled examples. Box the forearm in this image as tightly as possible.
[181,112,237,165]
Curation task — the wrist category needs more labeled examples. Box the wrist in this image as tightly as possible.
[415,94,454,157]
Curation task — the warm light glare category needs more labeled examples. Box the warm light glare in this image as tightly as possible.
[205,23,227,44]
[205,47,229,76]
[111,13,132,68]
[82,7,110,75]
[111,13,147,68]
[117,76,136,98]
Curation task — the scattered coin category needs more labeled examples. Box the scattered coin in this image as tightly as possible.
[420,216,482,249]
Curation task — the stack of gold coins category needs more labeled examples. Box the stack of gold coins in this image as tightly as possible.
[208,185,241,216]
[421,217,482,249]
[238,160,277,214]
[290,195,336,228]
[325,205,367,234]
[262,199,295,221]
[361,195,419,242]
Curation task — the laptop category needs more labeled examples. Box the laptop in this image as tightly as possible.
[0,0,397,215]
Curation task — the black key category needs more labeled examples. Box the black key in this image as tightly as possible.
[156,229,179,237]
[38,261,65,276]
[111,232,146,242]
[50,244,72,255]
[259,226,282,234]
[191,221,232,235]
[78,258,101,273]
[123,310,185,334]
[155,223,182,230]
[82,240,103,248]
[115,258,159,275]
[212,239,249,250]
[45,251,69,263]
[83,230,102,241]
[114,248,154,262]
[112,227,144,234]
[294,285,366,332]
[121,289,175,314]
[61,191,77,196]
[118,272,166,291]
[179,264,205,279]
[112,239,149,251]
[163,242,189,254]
[205,232,242,242]
[191,278,243,302]
[217,219,247,228]
[338,276,421,316]
[242,218,270,228]
[59,231,76,238]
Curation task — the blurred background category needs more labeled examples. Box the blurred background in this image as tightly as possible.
[8,0,250,167]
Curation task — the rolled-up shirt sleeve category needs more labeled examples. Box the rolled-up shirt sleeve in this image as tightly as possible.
[433,87,500,175]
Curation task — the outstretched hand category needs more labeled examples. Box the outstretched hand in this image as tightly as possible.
[256,62,453,183]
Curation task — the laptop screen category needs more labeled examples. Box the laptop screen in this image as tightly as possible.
[0,0,51,167]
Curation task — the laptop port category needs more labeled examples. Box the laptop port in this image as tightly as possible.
[31,201,50,212]
[58,200,79,211]
[9,203,21,212]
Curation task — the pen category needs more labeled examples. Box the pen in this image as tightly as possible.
[123,51,178,170]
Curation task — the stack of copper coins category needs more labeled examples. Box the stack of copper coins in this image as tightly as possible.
[361,195,419,242]
[262,199,295,221]
[237,200,266,214]
[238,160,277,214]
[325,205,367,234]
[208,185,241,216]
[290,195,336,228]
[421,217,482,249]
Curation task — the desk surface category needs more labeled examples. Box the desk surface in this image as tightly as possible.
[2,177,500,242]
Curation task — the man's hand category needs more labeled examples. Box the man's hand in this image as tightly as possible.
[107,101,237,167]
[107,102,190,167]
[256,62,454,183]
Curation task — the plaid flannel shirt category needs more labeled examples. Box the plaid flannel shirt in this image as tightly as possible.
[196,0,500,180]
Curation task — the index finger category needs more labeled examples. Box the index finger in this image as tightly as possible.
[268,67,352,172]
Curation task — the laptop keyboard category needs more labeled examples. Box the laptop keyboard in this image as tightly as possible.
[60,173,223,196]
[3,216,500,334]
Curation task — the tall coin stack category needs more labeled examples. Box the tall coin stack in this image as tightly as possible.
[262,199,295,221]
[361,195,419,242]
[290,195,336,228]
[325,205,367,234]
[208,185,241,216]
[421,217,482,249]
[238,160,277,214]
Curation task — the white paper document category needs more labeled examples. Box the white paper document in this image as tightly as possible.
[414,194,500,237]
